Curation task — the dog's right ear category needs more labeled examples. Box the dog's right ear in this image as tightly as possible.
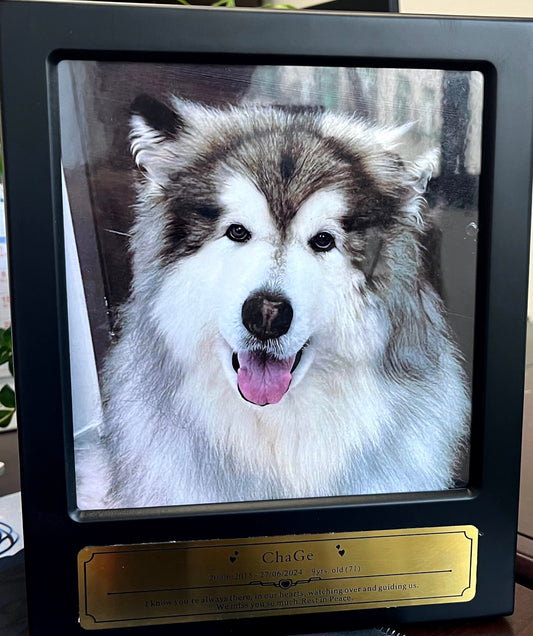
[130,94,184,183]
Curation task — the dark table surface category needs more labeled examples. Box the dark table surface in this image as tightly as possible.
[516,365,533,589]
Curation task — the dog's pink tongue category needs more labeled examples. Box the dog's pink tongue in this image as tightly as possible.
[237,352,294,406]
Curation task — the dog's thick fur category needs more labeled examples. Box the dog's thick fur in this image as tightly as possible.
[78,96,469,509]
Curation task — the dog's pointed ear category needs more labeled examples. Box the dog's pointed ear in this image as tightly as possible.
[130,94,185,182]
[396,148,439,228]
[408,149,439,194]
[370,124,438,195]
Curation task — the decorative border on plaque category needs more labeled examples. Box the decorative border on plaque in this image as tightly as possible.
[78,526,478,630]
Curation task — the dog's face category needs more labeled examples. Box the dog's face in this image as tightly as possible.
[130,96,435,406]
[199,175,359,407]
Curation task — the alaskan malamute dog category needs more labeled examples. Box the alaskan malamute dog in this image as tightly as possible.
[84,95,470,509]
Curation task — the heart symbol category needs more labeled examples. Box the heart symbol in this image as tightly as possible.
[336,545,340,549]
[339,549,345,557]
[230,556,236,563]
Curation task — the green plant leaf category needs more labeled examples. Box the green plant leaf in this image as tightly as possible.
[0,408,14,428]
[2,326,11,350]
[174,0,191,4]
[0,326,14,376]
[0,384,15,408]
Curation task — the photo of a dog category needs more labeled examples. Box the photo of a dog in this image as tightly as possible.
[62,64,479,509]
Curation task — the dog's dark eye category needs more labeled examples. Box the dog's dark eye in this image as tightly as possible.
[309,232,335,252]
[226,224,251,243]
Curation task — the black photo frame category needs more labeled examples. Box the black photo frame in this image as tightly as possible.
[0,2,531,634]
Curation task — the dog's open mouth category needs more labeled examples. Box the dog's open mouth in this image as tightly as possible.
[232,348,304,406]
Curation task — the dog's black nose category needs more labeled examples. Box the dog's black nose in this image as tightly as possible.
[242,292,293,341]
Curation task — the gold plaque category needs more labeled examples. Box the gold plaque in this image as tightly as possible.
[78,525,477,630]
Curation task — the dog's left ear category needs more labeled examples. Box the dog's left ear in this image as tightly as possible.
[130,94,185,183]
[408,149,439,195]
